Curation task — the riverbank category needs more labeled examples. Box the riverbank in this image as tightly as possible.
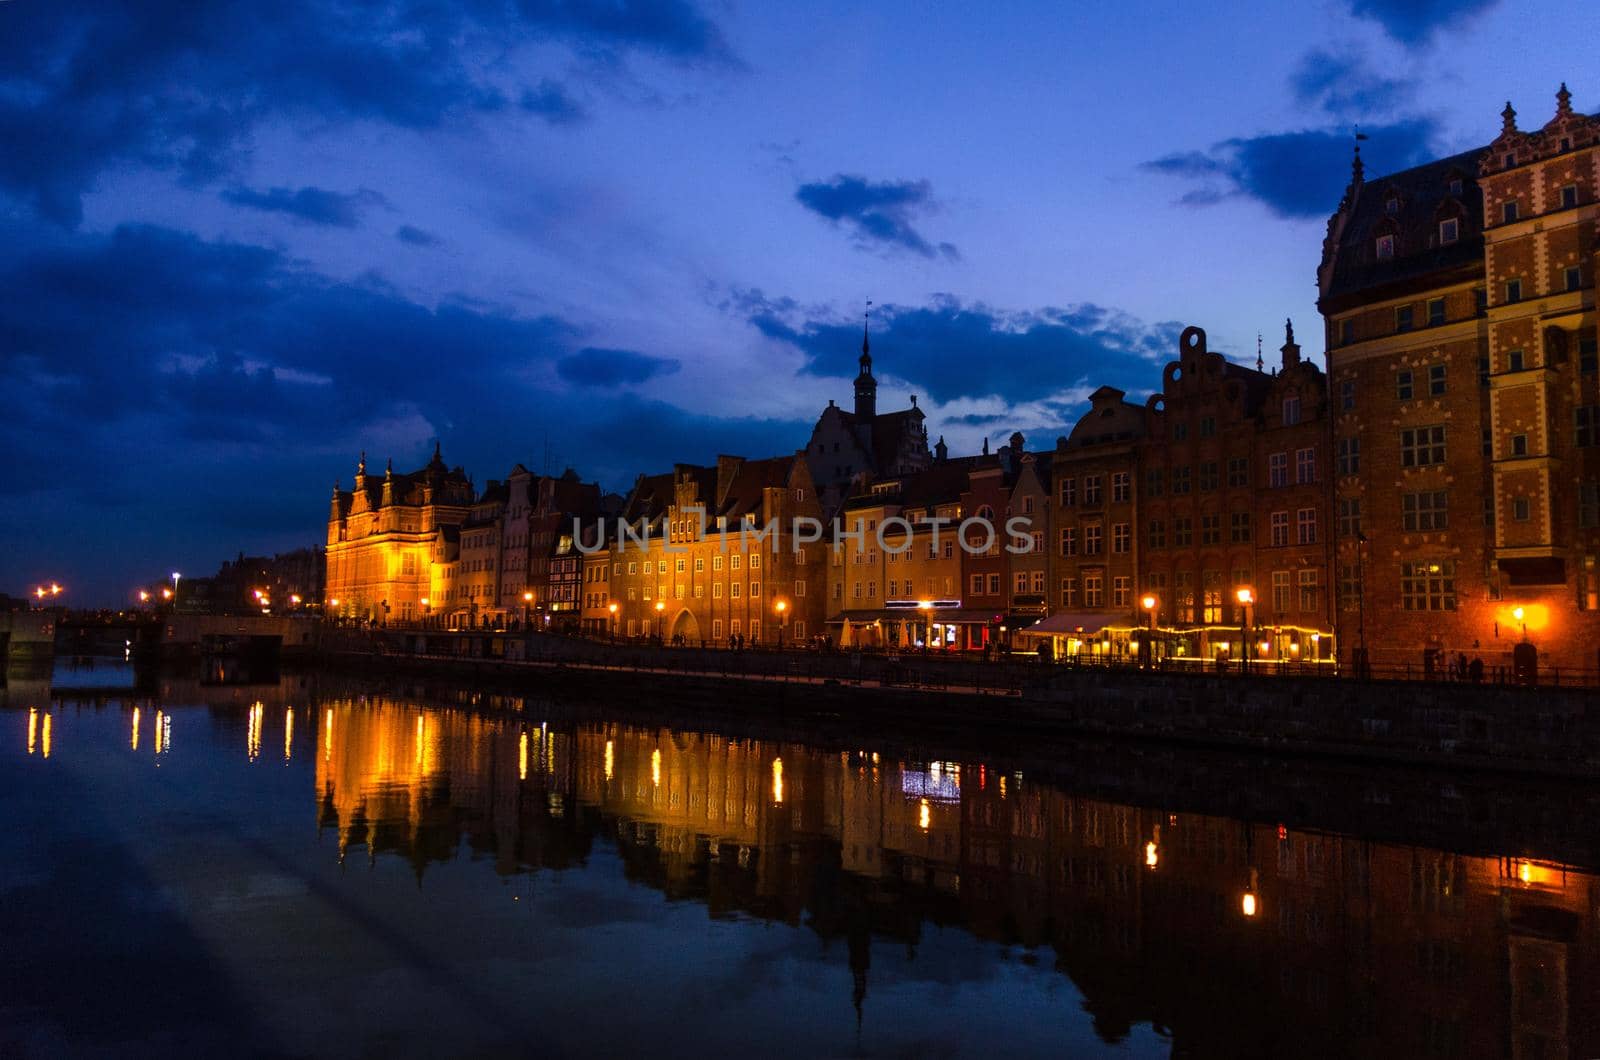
[322,629,1600,778]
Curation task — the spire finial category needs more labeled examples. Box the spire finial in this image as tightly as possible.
[1256,333,1263,372]
[358,450,366,476]
[1556,82,1573,119]
[1502,100,1517,133]
[1285,317,1295,346]
[861,299,872,362]
[385,457,393,478]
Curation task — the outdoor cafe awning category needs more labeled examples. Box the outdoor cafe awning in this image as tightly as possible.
[1014,611,1114,637]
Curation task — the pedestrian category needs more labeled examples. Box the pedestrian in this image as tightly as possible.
[1468,656,1484,683]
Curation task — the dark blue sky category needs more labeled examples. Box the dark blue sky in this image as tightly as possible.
[0,0,1592,603]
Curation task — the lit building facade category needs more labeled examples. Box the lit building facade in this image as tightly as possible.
[1320,86,1600,672]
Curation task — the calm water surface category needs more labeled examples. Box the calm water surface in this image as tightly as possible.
[1,668,1591,1058]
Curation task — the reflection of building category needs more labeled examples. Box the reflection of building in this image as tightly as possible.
[325,445,473,623]
[1320,87,1600,672]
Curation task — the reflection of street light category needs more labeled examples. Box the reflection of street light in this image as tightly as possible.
[1241,867,1260,917]
[775,599,789,649]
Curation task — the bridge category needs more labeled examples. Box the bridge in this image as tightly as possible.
[5,611,321,669]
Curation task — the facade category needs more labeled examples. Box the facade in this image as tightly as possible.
[325,445,474,624]
[1320,87,1600,673]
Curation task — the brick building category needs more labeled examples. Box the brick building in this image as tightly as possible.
[1320,86,1600,673]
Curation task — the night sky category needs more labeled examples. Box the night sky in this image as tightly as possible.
[1,0,1593,604]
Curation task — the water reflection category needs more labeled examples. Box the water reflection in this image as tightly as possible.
[7,684,1598,1057]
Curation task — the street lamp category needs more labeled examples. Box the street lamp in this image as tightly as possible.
[1513,605,1527,642]
[523,590,533,629]
[608,601,618,641]
[1235,587,1254,674]
[917,599,933,651]
[655,599,665,641]
[1141,594,1158,667]
[775,599,789,649]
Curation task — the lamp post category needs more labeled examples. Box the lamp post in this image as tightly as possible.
[775,599,789,650]
[917,599,933,651]
[1140,594,1158,668]
[1235,587,1254,674]
[1513,605,1527,642]
[1354,531,1370,678]
[655,599,665,641]
[608,601,618,641]
[523,590,533,629]
[171,572,182,606]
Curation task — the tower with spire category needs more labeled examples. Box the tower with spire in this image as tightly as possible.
[854,313,877,419]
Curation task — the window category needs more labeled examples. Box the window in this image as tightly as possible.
[713,555,723,571]
[1337,497,1361,537]
[1230,511,1251,544]
[1396,370,1413,400]
[1402,491,1448,531]
[1112,523,1131,553]
[1448,177,1463,197]
[1376,234,1395,259]
[1199,461,1219,492]
[1296,448,1315,484]
[1427,298,1445,326]
[1059,477,1077,506]
[1341,319,1354,346]
[1059,578,1077,607]
[1270,511,1289,547]
[970,573,983,595]
[1400,560,1456,611]
[1298,570,1319,613]
[1145,468,1165,496]
[795,579,806,597]
[1171,466,1191,495]
[1268,452,1288,488]
[1567,265,1582,293]
[1200,514,1221,545]
[1227,456,1249,488]
[1083,574,1104,608]
[1578,407,1599,448]
[1585,338,1599,373]
[1336,437,1359,476]
[1337,564,1361,611]
[1395,305,1413,333]
[1283,395,1301,425]
[1561,184,1578,209]
[1111,471,1130,503]
[1202,571,1222,623]
[1031,570,1045,594]
[1173,422,1189,441]
[1173,517,1193,547]
[1438,219,1458,246]
[1174,571,1195,623]
[1400,425,1446,467]
[1147,520,1166,549]
[692,557,703,572]
[1271,571,1291,613]
[1112,576,1130,608]
[713,582,722,598]
[1581,483,1599,528]
[1385,197,1399,217]
[1083,475,1103,506]
[1513,497,1530,521]
[1511,434,1528,457]
[1084,525,1103,555]
[1507,348,1525,372]
[1013,572,1028,594]
[750,580,759,597]
[1339,380,1355,410]
[1060,527,1076,555]
[1502,201,1518,224]
[1296,508,1317,545]
[1199,416,1216,438]
[1506,278,1522,303]
[1428,363,1446,396]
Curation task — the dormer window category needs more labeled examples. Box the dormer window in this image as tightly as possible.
[1385,197,1400,217]
[1376,234,1395,260]
[1448,177,1463,197]
[1439,218,1459,245]
[1504,153,1516,168]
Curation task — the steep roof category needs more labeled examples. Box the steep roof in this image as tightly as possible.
[1322,146,1485,303]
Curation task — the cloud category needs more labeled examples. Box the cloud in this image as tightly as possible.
[521,80,588,125]
[1291,48,1415,118]
[1343,0,1500,44]
[221,185,388,227]
[794,175,959,259]
[0,220,804,600]
[0,0,735,226]
[556,347,682,387]
[1143,118,1441,218]
[396,225,442,247]
[737,291,1178,406]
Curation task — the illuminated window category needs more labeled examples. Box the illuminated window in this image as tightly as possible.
[1400,560,1455,610]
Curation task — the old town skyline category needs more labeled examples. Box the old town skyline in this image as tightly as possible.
[3,1,1596,602]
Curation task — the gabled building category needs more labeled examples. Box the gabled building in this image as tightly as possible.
[1319,86,1599,673]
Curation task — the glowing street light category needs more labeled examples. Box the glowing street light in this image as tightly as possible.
[654,598,666,640]
[608,601,618,641]
[1235,587,1255,674]
[523,589,533,628]
[1512,605,1527,641]
[775,599,789,650]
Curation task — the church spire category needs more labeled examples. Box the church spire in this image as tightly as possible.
[854,301,877,419]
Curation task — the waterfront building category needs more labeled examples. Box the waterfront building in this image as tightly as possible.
[579,536,614,637]
[454,480,508,627]
[210,548,324,614]
[607,454,823,645]
[325,445,473,624]
[1319,86,1600,673]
